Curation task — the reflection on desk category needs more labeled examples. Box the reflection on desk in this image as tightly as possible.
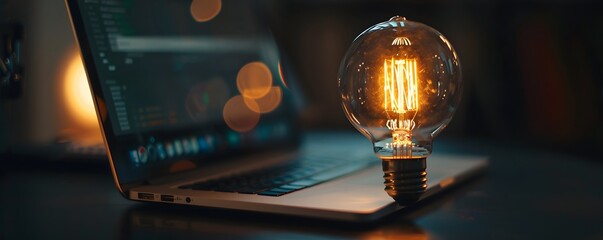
[123,204,431,239]
[1,138,602,239]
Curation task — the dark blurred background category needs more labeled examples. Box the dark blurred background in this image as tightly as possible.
[1,0,601,160]
[264,0,603,159]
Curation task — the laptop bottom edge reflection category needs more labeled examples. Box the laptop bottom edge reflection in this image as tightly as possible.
[129,145,488,222]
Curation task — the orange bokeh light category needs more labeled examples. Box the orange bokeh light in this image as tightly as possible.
[223,95,260,132]
[63,53,97,128]
[236,61,273,100]
[190,0,222,22]
[243,86,282,114]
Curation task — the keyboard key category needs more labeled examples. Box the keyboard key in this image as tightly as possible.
[278,184,306,190]
[288,179,321,187]
[236,187,266,194]
[267,188,291,193]
[258,191,285,196]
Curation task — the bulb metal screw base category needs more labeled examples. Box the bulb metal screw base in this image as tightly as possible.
[382,157,427,205]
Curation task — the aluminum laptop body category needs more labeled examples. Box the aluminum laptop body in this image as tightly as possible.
[65,0,487,222]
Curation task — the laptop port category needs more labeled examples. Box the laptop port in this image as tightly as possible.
[138,192,155,200]
[160,195,174,202]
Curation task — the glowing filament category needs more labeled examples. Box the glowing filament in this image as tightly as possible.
[383,58,419,115]
[383,57,420,154]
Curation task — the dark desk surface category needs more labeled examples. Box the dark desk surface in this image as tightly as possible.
[1,135,602,239]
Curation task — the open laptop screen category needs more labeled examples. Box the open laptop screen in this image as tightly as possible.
[67,0,300,185]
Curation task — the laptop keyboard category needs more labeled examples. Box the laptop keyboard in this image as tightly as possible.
[179,155,374,196]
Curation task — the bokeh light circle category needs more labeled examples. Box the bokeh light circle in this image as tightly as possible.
[223,95,260,132]
[243,86,282,114]
[236,61,273,100]
[190,0,222,22]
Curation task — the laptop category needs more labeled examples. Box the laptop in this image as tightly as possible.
[65,0,488,222]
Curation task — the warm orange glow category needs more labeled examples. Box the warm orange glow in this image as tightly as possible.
[190,0,222,22]
[361,226,428,240]
[243,86,282,114]
[383,58,419,115]
[237,62,273,100]
[439,177,455,188]
[169,160,197,173]
[63,53,97,128]
[383,57,419,149]
[223,95,260,132]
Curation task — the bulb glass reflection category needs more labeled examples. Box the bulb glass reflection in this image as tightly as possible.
[339,16,462,161]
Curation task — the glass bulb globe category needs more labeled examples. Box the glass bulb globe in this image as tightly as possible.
[338,16,462,204]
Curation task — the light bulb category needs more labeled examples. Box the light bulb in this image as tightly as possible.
[338,16,462,205]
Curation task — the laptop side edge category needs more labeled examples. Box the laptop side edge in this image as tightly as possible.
[64,0,125,194]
